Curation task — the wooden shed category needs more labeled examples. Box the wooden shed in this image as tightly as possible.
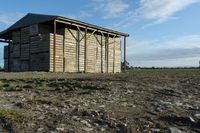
[0,13,129,73]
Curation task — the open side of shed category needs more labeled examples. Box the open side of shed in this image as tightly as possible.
[0,13,129,73]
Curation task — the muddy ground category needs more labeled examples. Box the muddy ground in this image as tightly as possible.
[0,69,200,133]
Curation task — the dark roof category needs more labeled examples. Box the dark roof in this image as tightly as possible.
[0,13,129,39]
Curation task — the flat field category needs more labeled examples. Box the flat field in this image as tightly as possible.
[0,69,200,133]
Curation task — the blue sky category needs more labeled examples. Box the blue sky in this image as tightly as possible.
[0,0,200,67]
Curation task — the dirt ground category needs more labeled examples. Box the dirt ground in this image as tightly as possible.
[0,69,200,133]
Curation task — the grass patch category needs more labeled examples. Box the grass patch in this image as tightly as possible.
[38,82,47,90]
[2,82,23,91]
[0,108,32,122]
[26,98,60,106]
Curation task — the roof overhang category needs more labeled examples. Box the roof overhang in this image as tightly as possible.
[0,13,129,40]
[56,17,129,37]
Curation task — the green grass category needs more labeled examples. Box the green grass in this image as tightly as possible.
[26,98,60,106]
[0,108,32,122]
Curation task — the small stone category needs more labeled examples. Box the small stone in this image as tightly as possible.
[151,128,160,132]
[56,127,65,132]
[72,116,80,121]
[128,104,136,108]
[122,102,127,107]
[37,115,45,120]
[126,90,133,94]
[169,127,182,133]
[81,120,92,127]
[189,116,195,123]
[49,131,58,133]
[194,114,200,118]
[99,128,106,131]
[82,127,93,132]
[99,105,105,108]
[37,128,44,132]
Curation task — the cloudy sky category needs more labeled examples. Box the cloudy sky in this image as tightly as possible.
[0,0,200,67]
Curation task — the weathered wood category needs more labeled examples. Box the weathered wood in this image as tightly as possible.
[101,35,103,73]
[4,59,8,72]
[4,46,8,59]
[30,24,39,36]
[53,20,56,72]
[20,43,30,60]
[7,24,123,73]
[113,39,115,73]
[12,31,21,44]
[77,30,80,72]
[84,28,87,73]
[21,27,30,43]
[8,40,11,72]
[124,36,126,71]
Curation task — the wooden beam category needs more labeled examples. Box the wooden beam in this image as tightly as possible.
[124,36,127,72]
[94,34,101,46]
[8,40,10,72]
[113,38,116,73]
[53,20,56,72]
[77,30,80,72]
[0,40,10,43]
[63,29,65,72]
[67,28,78,41]
[56,18,129,37]
[84,28,87,73]
[86,30,96,40]
[76,26,84,38]
[107,34,109,73]
[101,35,103,73]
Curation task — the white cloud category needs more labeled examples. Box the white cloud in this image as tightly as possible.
[62,11,92,20]
[62,14,78,19]
[79,11,92,19]
[136,0,200,23]
[127,35,200,67]
[91,0,129,18]
[133,57,200,67]
[111,0,200,29]
[0,13,24,28]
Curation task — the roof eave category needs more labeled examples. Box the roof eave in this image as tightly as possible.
[56,17,129,37]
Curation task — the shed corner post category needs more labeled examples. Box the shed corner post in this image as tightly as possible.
[84,27,87,73]
[124,36,127,72]
[107,33,109,73]
[8,39,11,72]
[53,20,57,72]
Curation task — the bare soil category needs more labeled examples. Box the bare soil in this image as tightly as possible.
[0,69,200,133]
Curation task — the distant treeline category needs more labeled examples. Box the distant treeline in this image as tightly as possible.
[131,67,199,69]
[121,61,199,70]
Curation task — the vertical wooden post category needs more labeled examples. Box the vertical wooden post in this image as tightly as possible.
[63,29,65,72]
[113,38,116,73]
[101,35,103,73]
[53,20,56,72]
[124,36,127,72]
[77,30,80,73]
[84,28,87,73]
[8,40,11,72]
[107,34,109,73]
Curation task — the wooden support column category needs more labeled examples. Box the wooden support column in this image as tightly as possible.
[53,20,57,72]
[84,28,87,73]
[107,34,109,73]
[77,30,80,72]
[63,29,65,72]
[124,36,127,72]
[101,35,103,73]
[8,40,11,72]
[113,38,116,73]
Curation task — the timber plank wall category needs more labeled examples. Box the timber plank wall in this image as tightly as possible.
[4,25,121,73]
